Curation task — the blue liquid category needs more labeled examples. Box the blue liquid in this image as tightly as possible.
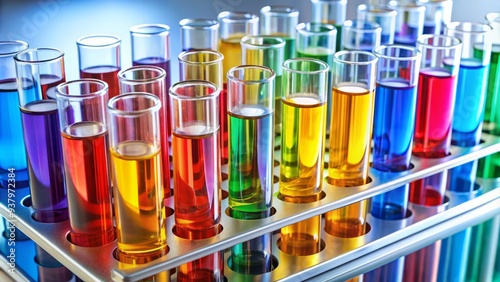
[364,257,404,281]
[394,25,420,46]
[380,34,392,45]
[452,59,488,146]
[448,160,478,192]
[373,79,417,171]
[371,184,409,220]
[423,24,437,35]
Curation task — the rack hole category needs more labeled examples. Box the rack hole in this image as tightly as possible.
[225,206,276,220]
[227,253,279,275]
[276,237,326,256]
[172,224,223,240]
[112,246,169,264]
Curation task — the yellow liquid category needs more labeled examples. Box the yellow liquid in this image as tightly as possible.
[280,96,326,201]
[329,86,374,186]
[219,35,244,83]
[324,200,369,238]
[279,214,322,256]
[111,141,166,256]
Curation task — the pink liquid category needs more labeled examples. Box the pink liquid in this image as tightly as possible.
[220,87,228,162]
[80,66,120,99]
[41,74,65,100]
[413,68,457,158]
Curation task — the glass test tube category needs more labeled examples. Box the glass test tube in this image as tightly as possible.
[342,20,382,52]
[371,45,421,220]
[118,66,171,198]
[311,0,347,52]
[35,244,75,282]
[295,23,336,135]
[418,0,453,34]
[108,93,166,263]
[445,22,492,193]
[241,35,284,136]
[260,5,299,61]
[477,12,500,179]
[279,58,329,255]
[357,4,397,45]
[170,80,221,240]
[170,81,223,281]
[410,34,462,206]
[55,79,115,247]
[0,40,29,188]
[77,34,121,99]
[226,65,275,274]
[218,11,258,161]
[130,24,172,140]
[178,50,226,164]
[14,47,68,223]
[179,18,219,51]
[325,51,377,238]
[390,2,426,46]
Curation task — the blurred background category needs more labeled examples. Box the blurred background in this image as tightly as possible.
[0,0,498,82]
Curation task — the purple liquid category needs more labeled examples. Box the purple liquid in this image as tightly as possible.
[20,100,68,222]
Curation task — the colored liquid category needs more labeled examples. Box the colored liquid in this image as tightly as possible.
[20,100,68,222]
[61,121,114,246]
[423,23,437,35]
[230,233,273,274]
[452,59,488,146]
[409,171,447,206]
[448,160,478,192]
[220,87,228,161]
[177,251,224,282]
[279,214,322,255]
[80,66,121,99]
[324,199,369,238]
[0,79,27,171]
[404,242,442,282]
[329,86,374,186]
[280,96,326,201]
[373,79,417,171]
[172,124,220,239]
[370,184,409,220]
[228,105,274,215]
[20,75,65,100]
[280,36,295,61]
[296,48,334,133]
[413,68,457,158]
[219,36,243,83]
[481,45,500,128]
[394,24,420,46]
[110,141,166,256]
[133,57,173,196]
[477,153,500,178]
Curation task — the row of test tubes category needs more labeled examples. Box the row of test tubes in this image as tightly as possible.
[0,0,500,281]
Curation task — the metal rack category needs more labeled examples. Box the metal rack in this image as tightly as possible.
[1,133,500,281]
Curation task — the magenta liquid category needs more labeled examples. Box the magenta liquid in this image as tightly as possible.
[413,68,457,158]
[20,100,68,222]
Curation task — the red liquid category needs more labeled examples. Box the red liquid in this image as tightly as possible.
[177,251,224,282]
[172,126,220,240]
[409,172,446,206]
[413,68,457,158]
[41,74,65,100]
[80,66,121,99]
[61,121,115,246]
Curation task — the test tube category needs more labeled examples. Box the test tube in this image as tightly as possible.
[218,11,258,157]
[390,2,426,46]
[108,93,167,263]
[260,5,299,61]
[77,35,121,99]
[357,4,397,45]
[410,34,462,206]
[240,35,285,137]
[118,66,171,197]
[14,47,68,223]
[445,22,492,193]
[295,23,336,135]
[0,40,29,188]
[418,0,453,34]
[310,0,347,52]
[325,51,377,238]
[178,50,226,163]
[179,18,219,51]
[342,20,382,51]
[279,58,329,255]
[170,80,221,240]
[226,65,275,274]
[371,45,421,220]
[56,79,115,247]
